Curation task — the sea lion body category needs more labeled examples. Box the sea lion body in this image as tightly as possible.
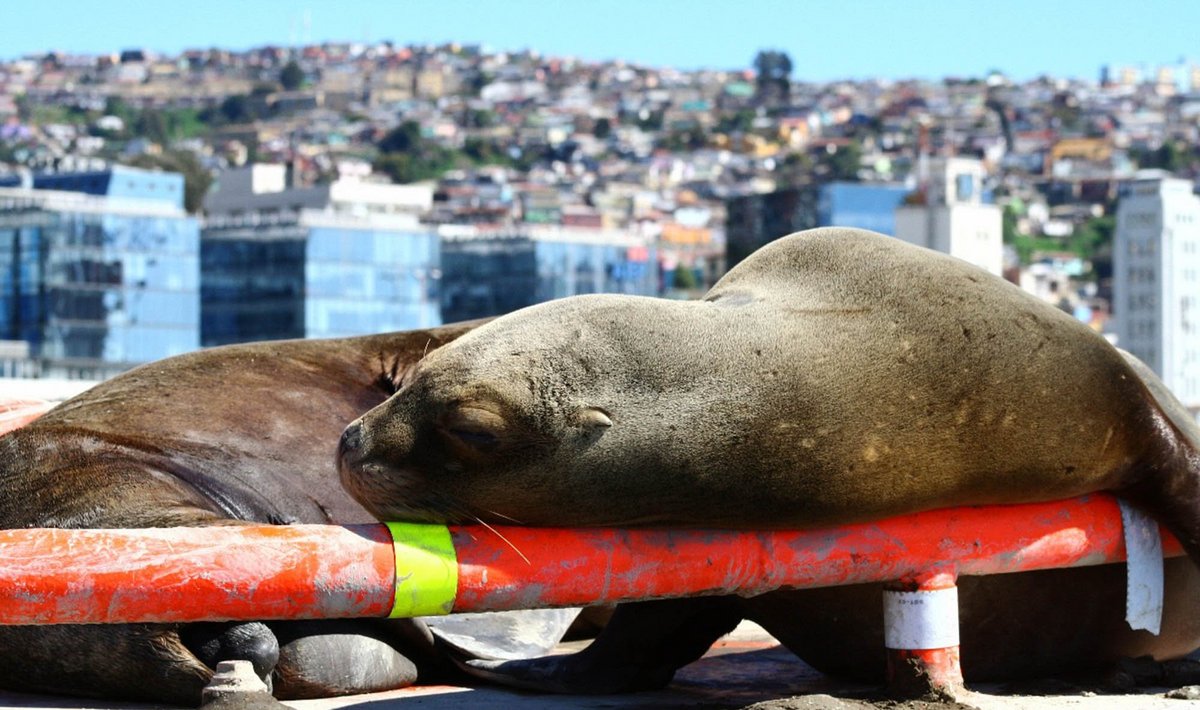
[0,321,576,705]
[339,227,1200,688]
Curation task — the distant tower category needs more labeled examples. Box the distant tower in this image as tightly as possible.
[1114,178,1200,411]
[893,157,1003,275]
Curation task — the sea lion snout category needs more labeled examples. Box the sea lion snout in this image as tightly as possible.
[337,409,426,519]
[340,404,417,466]
[338,420,365,460]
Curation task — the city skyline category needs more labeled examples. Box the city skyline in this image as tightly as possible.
[4,0,1200,83]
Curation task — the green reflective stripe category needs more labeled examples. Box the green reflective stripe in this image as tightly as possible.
[385,522,458,618]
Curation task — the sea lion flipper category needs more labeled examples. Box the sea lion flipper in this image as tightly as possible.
[1111,350,1200,562]
[0,624,213,705]
[462,598,743,694]
[265,620,420,698]
[1118,349,1200,452]
[180,621,279,689]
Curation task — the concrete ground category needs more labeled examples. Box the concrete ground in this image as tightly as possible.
[0,623,1194,710]
[0,378,99,402]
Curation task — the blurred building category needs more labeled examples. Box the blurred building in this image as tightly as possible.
[438,225,657,323]
[724,182,910,269]
[723,187,819,269]
[818,182,911,235]
[1114,177,1200,411]
[7,166,188,202]
[656,202,726,294]
[895,157,1003,275]
[201,164,440,345]
[0,166,199,379]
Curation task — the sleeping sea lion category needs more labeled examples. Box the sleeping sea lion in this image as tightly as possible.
[337,227,1200,691]
[0,321,578,706]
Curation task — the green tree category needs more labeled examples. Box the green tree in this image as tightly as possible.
[660,126,708,152]
[818,141,862,182]
[463,137,512,166]
[127,150,213,214]
[592,117,612,140]
[635,109,664,132]
[279,60,304,91]
[775,151,814,187]
[218,95,256,124]
[672,263,698,290]
[103,97,137,124]
[1049,92,1081,131]
[464,70,494,97]
[378,121,421,154]
[753,50,792,106]
[716,109,756,135]
[162,108,206,141]
[466,109,498,129]
[374,153,418,183]
[1069,215,1115,261]
[1133,141,1187,173]
[1002,203,1039,264]
[135,110,170,145]
[1001,203,1021,245]
[374,121,458,183]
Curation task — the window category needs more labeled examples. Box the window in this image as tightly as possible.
[955,174,974,202]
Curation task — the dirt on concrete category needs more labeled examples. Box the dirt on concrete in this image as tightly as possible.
[3,624,1199,709]
[742,695,983,710]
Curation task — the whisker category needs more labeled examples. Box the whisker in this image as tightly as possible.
[422,338,432,359]
[474,515,531,565]
[483,509,525,524]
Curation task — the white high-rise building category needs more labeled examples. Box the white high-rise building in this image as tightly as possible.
[894,157,1003,275]
[1114,178,1200,411]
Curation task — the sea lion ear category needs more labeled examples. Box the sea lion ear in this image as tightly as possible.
[576,406,613,429]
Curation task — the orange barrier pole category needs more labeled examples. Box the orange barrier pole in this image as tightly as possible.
[883,567,963,697]
[0,524,399,625]
[0,494,1183,626]
[449,494,1183,609]
[0,399,56,436]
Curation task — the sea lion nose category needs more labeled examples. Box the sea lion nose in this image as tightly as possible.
[339,420,364,461]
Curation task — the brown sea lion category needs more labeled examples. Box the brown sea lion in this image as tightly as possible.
[0,321,578,706]
[338,227,1200,690]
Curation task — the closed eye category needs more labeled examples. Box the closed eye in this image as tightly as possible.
[448,427,499,448]
[439,403,507,452]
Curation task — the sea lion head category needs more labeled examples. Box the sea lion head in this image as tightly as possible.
[339,295,659,527]
[338,278,831,529]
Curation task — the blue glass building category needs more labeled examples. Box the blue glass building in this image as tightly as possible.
[725,182,912,269]
[8,166,187,203]
[439,229,658,323]
[724,187,820,269]
[306,223,440,337]
[818,182,912,235]
[201,215,441,345]
[200,165,442,345]
[0,168,199,378]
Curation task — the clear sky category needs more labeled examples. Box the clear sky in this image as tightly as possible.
[3,0,1198,83]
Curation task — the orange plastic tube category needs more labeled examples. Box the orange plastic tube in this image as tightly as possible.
[0,399,55,436]
[451,494,1184,610]
[0,495,1184,625]
[0,524,398,625]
